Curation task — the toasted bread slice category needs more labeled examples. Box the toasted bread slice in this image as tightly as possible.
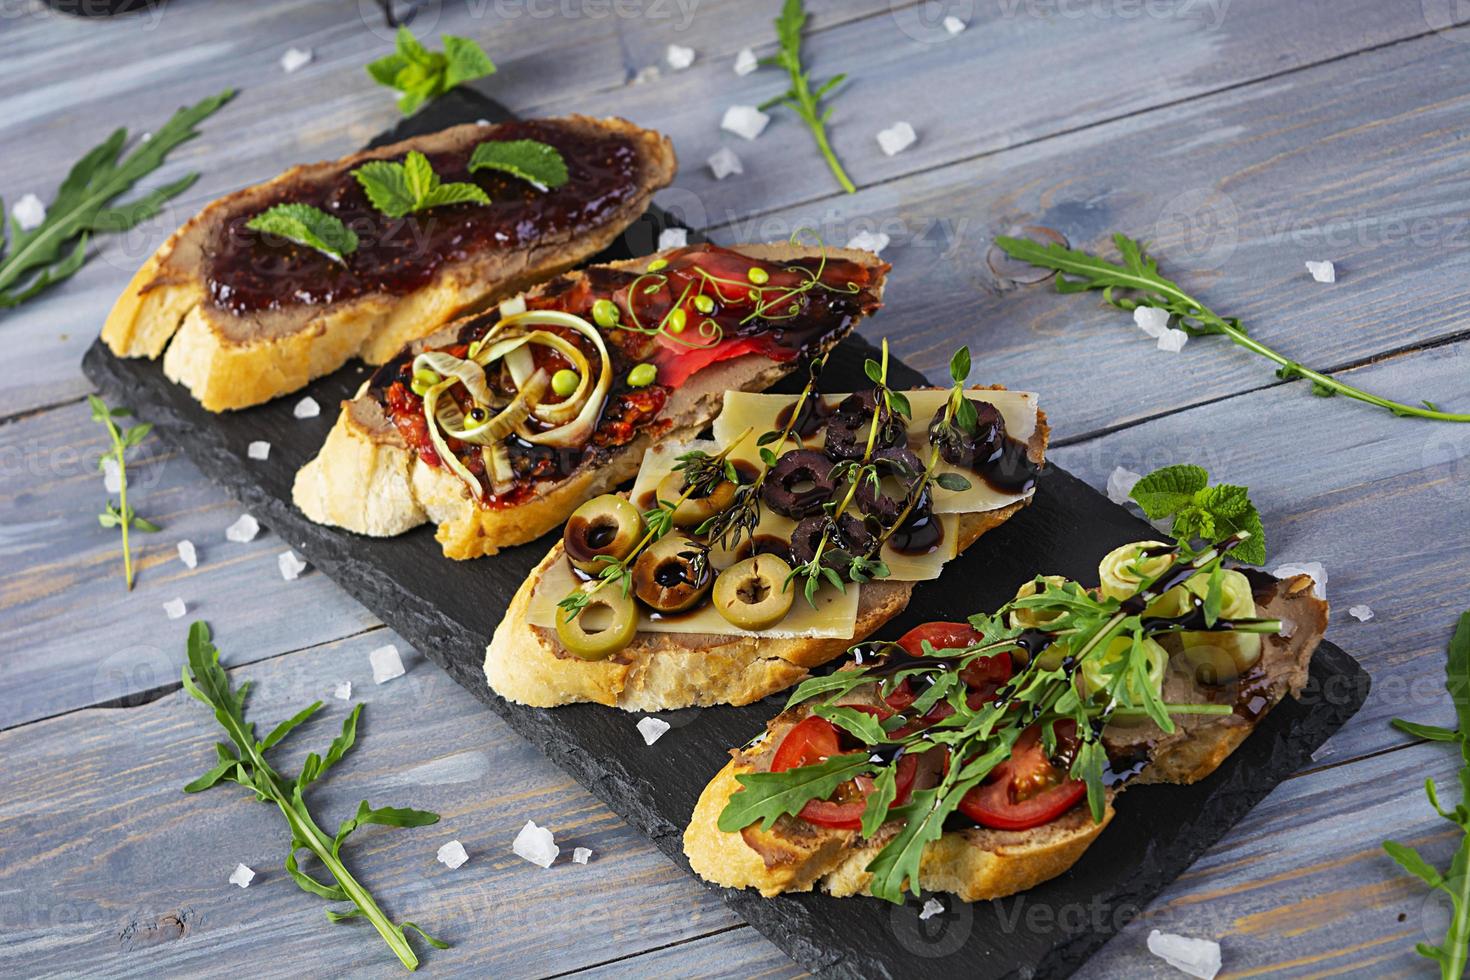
[682,574,1328,902]
[294,243,891,559]
[101,116,675,411]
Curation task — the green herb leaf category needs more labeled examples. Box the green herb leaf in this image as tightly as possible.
[813,704,888,745]
[860,763,898,838]
[719,753,872,832]
[246,203,359,264]
[1130,463,1267,564]
[1393,719,1459,742]
[353,151,490,218]
[949,346,971,384]
[863,787,953,903]
[934,471,972,492]
[367,27,495,115]
[91,395,159,589]
[760,0,856,194]
[1130,464,1209,519]
[469,139,569,189]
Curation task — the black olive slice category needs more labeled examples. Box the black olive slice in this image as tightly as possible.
[823,390,907,461]
[789,513,878,572]
[761,449,837,518]
[853,446,927,523]
[928,397,1006,469]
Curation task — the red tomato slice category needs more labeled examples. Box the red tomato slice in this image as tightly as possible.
[771,716,843,771]
[896,622,985,657]
[959,722,1087,831]
[770,716,918,830]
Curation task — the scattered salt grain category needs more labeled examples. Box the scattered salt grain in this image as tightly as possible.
[572,846,593,865]
[247,440,271,461]
[1147,930,1221,980]
[1156,327,1190,353]
[845,230,890,255]
[1133,305,1170,338]
[919,897,945,920]
[163,597,187,620]
[13,193,46,231]
[370,644,406,684]
[277,550,308,581]
[876,121,917,157]
[658,227,689,250]
[632,65,661,85]
[226,514,260,543]
[722,104,770,141]
[1305,260,1336,284]
[636,716,671,745]
[294,396,321,419]
[334,681,352,701]
[666,44,695,70]
[228,863,255,889]
[437,839,469,870]
[708,146,743,180]
[1349,604,1375,622]
[280,47,313,73]
[512,820,559,868]
[943,15,967,34]
[177,539,198,569]
[1106,466,1142,506]
[102,456,122,494]
[1272,561,1328,600]
[870,753,884,763]
[734,47,758,76]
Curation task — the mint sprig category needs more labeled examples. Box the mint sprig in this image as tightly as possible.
[367,27,495,115]
[468,139,568,190]
[1130,463,1266,564]
[246,203,358,264]
[353,151,490,219]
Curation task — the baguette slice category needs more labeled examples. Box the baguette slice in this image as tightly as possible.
[294,243,890,560]
[101,116,675,411]
[683,573,1328,902]
[483,404,1050,711]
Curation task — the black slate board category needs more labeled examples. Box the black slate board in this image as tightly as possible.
[82,89,1370,979]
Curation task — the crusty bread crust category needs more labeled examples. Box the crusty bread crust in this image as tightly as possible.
[293,243,891,559]
[101,116,676,411]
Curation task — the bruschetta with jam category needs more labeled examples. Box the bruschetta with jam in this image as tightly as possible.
[294,242,890,559]
[483,343,1050,710]
[683,536,1328,903]
[102,116,675,411]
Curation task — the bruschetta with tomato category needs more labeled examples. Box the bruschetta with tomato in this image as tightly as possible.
[683,537,1328,903]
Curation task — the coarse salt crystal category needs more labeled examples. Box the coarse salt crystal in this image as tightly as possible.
[1106,466,1142,505]
[247,440,271,461]
[1272,562,1328,600]
[277,550,308,581]
[1305,260,1336,283]
[280,47,313,73]
[658,227,689,250]
[944,15,967,34]
[1133,305,1170,338]
[876,121,917,157]
[1349,604,1374,622]
[226,514,260,543]
[919,897,945,920]
[512,820,559,868]
[708,146,743,180]
[734,47,758,76]
[294,396,321,419]
[636,716,671,745]
[334,681,352,701]
[177,539,198,569]
[370,644,406,684]
[13,193,46,231]
[572,846,592,864]
[722,104,770,141]
[1147,930,1221,980]
[845,230,890,254]
[163,597,187,620]
[632,65,661,85]
[437,839,469,870]
[666,44,695,70]
[102,456,122,494]
[228,863,255,888]
[1157,327,1190,353]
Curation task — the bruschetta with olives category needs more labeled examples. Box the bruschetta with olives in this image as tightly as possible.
[483,345,1051,710]
[102,116,675,411]
[293,242,890,558]
[683,537,1328,904]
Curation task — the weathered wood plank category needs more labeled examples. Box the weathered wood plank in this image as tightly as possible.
[0,627,743,978]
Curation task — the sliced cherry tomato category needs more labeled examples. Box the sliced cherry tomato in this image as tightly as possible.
[959,722,1087,831]
[771,716,843,771]
[770,716,918,830]
[896,622,985,658]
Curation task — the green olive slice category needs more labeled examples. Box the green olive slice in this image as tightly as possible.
[631,532,713,613]
[656,471,738,527]
[713,555,795,631]
[564,494,644,574]
[554,583,639,660]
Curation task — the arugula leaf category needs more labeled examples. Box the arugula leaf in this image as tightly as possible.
[1385,611,1470,980]
[0,89,234,309]
[860,763,898,838]
[718,753,872,832]
[367,27,496,115]
[813,704,889,745]
[758,0,855,194]
[246,203,358,264]
[1130,463,1267,565]
[353,151,490,218]
[469,139,568,189]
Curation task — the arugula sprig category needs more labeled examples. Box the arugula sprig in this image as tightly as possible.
[758,0,856,194]
[181,623,446,971]
[994,232,1470,423]
[1130,463,1266,565]
[367,27,496,115]
[0,89,234,310]
[354,151,490,219]
[1384,610,1470,980]
[90,395,160,590]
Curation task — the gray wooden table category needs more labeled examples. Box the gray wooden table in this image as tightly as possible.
[3,0,1469,976]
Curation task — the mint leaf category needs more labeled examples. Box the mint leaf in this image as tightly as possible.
[469,139,569,189]
[352,151,489,219]
[718,753,872,832]
[1130,464,1266,563]
[366,28,495,116]
[1129,463,1209,519]
[443,34,496,89]
[246,203,358,264]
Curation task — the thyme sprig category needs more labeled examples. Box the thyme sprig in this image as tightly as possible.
[90,395,160,590]
[758,0,856,194]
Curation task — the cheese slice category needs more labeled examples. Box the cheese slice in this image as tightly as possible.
[713,388,1040,514]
